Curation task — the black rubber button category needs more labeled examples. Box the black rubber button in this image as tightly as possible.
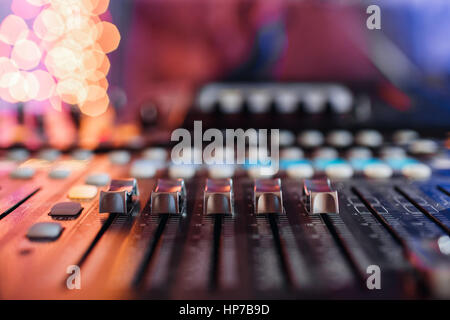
[50,202,83,217]
[27,222,63,241]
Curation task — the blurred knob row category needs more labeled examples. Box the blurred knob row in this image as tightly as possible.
[196,83,356,115]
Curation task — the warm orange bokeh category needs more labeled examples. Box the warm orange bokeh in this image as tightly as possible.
[0,0,120,117]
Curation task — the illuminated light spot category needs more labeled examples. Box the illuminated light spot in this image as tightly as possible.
[36,36,53,53]
[4,70,23,90]
[11,39,42,70]
[89,75,109,92]
[80,0,97,13]
[79,93,109,117]
[96,21,120,54]
[55,38,84,54]
[32,70,55,101]
[11,0,41,20]
[66,19,99,49]
[83,0,110,16]
[65,14,90,32]
[45,46,81,79]
[0,15,29,45]
[33,9,65,42]
[22,72,40,100]
[94,0,111,15]
[0,58,18,88]
[8,71,40,102]
[26,0,51,6]
[79,49,104,78]
[54,3,88,21]
[93,17,104,37]
[56,78,88,105]
[86,84,106,102]
[86,69,106,82]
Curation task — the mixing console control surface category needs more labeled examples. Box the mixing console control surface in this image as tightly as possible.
[0,139,449,299]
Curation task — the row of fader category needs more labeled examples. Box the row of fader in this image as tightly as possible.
[98,177,339,216]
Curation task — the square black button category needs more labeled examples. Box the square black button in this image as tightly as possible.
[27,222,63,241]
[50,202,83,217]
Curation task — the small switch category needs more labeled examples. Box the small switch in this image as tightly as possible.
[85,173,111,186]
[297,130,324,148]
[130,159,157,178]
[68,185,98,200]
[303,179,339,214]
[143,148,168,161]
[355,130,383,147]
[168,165,196,180]
[49,168,71,179]
[99,179,139,214]
[71,149,93,161]
[254,178,284,215]
[151,179,186,214]
[10,167,35,179]
[109,150,131,165]
[38,149,61,162]
[204,179,233,215]
[7,148,29,162]
[27,222,63,241]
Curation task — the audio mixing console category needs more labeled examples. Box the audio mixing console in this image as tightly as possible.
[0,83,449,299]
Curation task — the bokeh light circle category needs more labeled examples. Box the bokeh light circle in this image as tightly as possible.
[0,15,29,45]
[11,39,42,70]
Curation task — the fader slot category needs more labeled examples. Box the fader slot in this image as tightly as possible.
[303,179,374,288]
[283,181,356,295]
[48,159,136,274]
[334,185,412,297]
[437,185,450,198]
[49,160,154,298]
[351,187,406,247]
[250,214,286,292]
[354,182,450,298]
[351,186,421,295]
[395,186,450,235]
[141,215,185,297]
[266,214,292,288]
[209,214,223,290]
[304,179,412,297]
[254,178,293,289]
[76,213,118,267]
[416,183,450,212]
[266,212,315,293]
[319,213,366,282]
[204,179,237,292]
[78,179,177,294]
[133,214,169,288]
[77,179,172,298]
[248,178,314,296]
[171,178,239,298]
[0,186,40,220]
[136,180,197,298]
[171,185,215,297]
[248,179,287,293]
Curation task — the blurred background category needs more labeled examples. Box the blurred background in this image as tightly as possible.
[115,0,450,120]
[0,0,449,148]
